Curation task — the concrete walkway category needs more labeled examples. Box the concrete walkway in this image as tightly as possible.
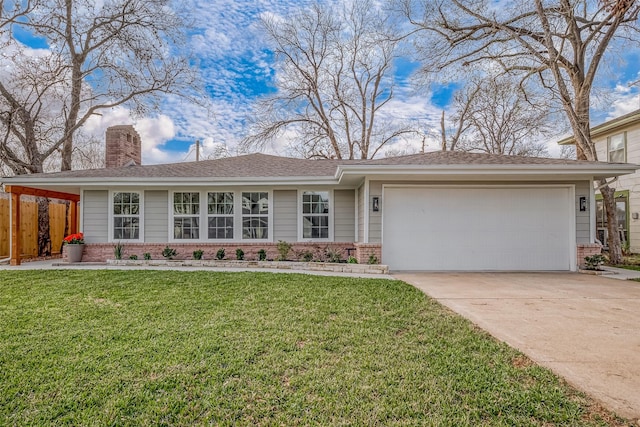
[394,272,640,421]
[0,259,393,280]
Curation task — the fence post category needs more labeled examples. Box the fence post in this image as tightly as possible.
[10,191,21,266]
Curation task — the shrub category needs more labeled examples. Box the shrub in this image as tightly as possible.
[347,256,358,264]
[193,249,204,260]
[584,254,605,270]
[114,242,124,260]
[257,249,267,261]
[300,251,314,262]
[325,247,342,263]
[276,240,292,261]
[143,252,151,260]
[162,246,177,260]
[367,254,379,265]
[236,248,244,260]
[216,248,226,260]
[129,254,138,260]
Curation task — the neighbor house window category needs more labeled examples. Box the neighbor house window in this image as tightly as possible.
[242,192,268,239]
[173,192,199,239]
[302,191,329,239]
[113,192,140,240]
[208,192,234,239]
[608,133,626,162]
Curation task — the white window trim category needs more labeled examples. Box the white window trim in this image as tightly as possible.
[167,190,273,243]
[607,132,626,162]
[171,191,202,241]
[108,190,144,243]
[206,191,235,241]
[240,190,273,242]
[297,189,333,242]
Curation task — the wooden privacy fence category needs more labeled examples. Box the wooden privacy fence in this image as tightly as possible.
[0,194,71,258]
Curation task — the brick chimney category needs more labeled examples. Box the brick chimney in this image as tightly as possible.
[105,125,142,168]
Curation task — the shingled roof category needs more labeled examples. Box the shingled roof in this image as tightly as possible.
[1,151,616,181]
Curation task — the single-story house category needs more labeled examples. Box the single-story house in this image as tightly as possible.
[1,127,637,270]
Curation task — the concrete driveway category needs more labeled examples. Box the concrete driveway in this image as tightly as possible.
[394,272,640,421]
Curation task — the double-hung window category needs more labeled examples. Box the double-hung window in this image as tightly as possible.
[608,133,626,162]
[113,192,141,240]
[302,191,329,239]
[242,192,268,239]
[208,192,234,239]
[173,192,199,239]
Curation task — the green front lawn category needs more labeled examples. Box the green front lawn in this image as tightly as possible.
[0,271,622,425]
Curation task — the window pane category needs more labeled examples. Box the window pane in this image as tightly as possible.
[610,133,624,151]
[208,192,234,215]
[303,215,329,239]
[208,217,234,239]
[174,192,200,215]
[243,217,268,239]
[609,149,625,163]
[242,192,268,214]
[114,216,139,240]
[174,217,200,239]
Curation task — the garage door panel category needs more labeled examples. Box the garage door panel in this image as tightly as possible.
[382,187,573,271]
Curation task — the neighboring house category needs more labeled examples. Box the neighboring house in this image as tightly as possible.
[2,125,636,271]
[558,110,640,252]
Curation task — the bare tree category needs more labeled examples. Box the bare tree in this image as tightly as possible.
[0,0,196,174]
[444,77,550,156]
[244,0,414,159]
[404,0,640,263]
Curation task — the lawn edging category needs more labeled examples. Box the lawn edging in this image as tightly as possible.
[106,259,389,274]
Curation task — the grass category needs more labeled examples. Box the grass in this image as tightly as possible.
[0,270,624,426]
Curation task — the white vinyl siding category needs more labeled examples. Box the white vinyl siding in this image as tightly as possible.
[369,182,382,243]
[82,190,108,243]
[144,190,168,242]
[273,190,297,241]
[334,189,355,241]
[357,184,364,242]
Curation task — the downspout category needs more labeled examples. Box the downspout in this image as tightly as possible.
[0,182,11,264]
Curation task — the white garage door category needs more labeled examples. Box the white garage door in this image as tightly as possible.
[382,186,574,271]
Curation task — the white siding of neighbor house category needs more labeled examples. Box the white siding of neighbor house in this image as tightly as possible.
[82,190,108,243]
[144,190,168,242]
[334,189,355,242]
[369,180,592,244]
[357,184,364,242]
[273,190,297,241]
[594,123,640,252]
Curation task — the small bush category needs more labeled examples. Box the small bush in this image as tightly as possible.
[325,248,342,263]
[584,254,605,270]
[277,240,292,261]
[300,251,314,262]
[257,249,267,261]
[367,254,379,265]
[129,254,138,260]
[216,248,226,260]
[193,249,204,260]
[162,246,177,260]
[236,248,245,260]
[347,256,358,264]
[114,242,124,260]
[143,252,151,260]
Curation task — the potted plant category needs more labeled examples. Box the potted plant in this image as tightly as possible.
[63,232,85,263]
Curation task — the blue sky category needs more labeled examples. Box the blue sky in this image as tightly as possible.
[12,0,640,164]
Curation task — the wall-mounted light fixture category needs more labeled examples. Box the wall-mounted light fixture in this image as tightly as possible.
[579,196,587,212]
[372,196,380,212]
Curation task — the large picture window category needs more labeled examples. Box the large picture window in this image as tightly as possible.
[302,191,329,239]
[113,192,140,240]
[208,192,234,239]
[608,133,626,162]
[173,192,199,239]
[242,192,268,239]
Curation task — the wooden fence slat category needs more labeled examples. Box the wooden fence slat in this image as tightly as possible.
[0,194,71,258]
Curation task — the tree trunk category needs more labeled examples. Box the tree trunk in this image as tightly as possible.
[37,197,52,257]
[600,183,623,264]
